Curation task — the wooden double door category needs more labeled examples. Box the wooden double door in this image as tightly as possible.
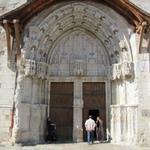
[50,82,106,141]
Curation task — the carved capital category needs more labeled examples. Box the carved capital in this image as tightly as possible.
[122,62,134,78]
[25,59,36,76]
[108,62,134,80]
[25,59,48,79]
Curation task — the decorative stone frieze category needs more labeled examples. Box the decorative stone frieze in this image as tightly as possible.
[70,60,86,76]
[25,59,36,76]
[123,62,134,77]
[21,2,132,66]
[111,105,138,144]
[22,2,133,81]
[25,59,48,79]
[108,62,134,80]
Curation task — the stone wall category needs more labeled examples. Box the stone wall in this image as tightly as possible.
[136,54,150,146]
[0,0,27,142]
[12,74,48,143]
[0,27,16,142]
[121,30,150,147]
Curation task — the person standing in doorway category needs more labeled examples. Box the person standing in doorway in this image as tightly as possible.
[85,115,96,144]
[96,116,104,142]
[46,117,57,143]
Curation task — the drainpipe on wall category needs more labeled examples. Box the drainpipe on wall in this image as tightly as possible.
[9,70,18,139]
[9,101,15,138]
[8,19,21,140]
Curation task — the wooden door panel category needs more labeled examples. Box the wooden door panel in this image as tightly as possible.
[50,95,73,107]
[50,108,73,125]
[58,126,73,140]
[51,83,73,94]
[84,96,105,108]
[50,82,73,141]
[83,82,106,140]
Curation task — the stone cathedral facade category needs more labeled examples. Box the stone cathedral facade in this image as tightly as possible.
[0,0,150,147]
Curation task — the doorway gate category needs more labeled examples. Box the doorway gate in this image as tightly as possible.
[83,82,106,140]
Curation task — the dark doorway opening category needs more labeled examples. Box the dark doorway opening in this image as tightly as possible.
[89,109,99,139]
[89,109,99,122]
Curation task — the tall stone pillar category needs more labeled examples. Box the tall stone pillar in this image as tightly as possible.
[73,80,83,142]
[13,73,32,143]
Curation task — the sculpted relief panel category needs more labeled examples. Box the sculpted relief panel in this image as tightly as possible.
[23,2,130,64]
[24,29,133,79]
[22,2,133,80]
[49,30,109,77]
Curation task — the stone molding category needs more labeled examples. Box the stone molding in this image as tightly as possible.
[111,104,138,144]
[110,104,138,108]
[22,2,131,65]
[73,99,83,108]
[24,59,134,80]
[0,0,149,30]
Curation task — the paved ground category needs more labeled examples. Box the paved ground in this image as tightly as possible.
[0,142,150,150]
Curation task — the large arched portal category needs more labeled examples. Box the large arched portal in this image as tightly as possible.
[48,28,110,141]
[12,1,136,144]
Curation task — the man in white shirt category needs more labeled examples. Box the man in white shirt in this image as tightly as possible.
[85,115,96,144]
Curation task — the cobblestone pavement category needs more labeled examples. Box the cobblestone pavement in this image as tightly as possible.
[0,141,150,150]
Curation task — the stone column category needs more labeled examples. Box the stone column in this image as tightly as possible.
[47,81,51,117]
[13,73,32,143]
[73,80,83,142]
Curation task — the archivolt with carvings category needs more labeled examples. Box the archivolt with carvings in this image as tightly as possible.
[24,2,130,62]
[0,0,149,69]
[20,2,134,80]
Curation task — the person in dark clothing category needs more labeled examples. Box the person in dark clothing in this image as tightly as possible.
[96,116,104,142]
[46,118,57,142]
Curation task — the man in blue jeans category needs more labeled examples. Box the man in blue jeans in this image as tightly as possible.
[85,115,96,144]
